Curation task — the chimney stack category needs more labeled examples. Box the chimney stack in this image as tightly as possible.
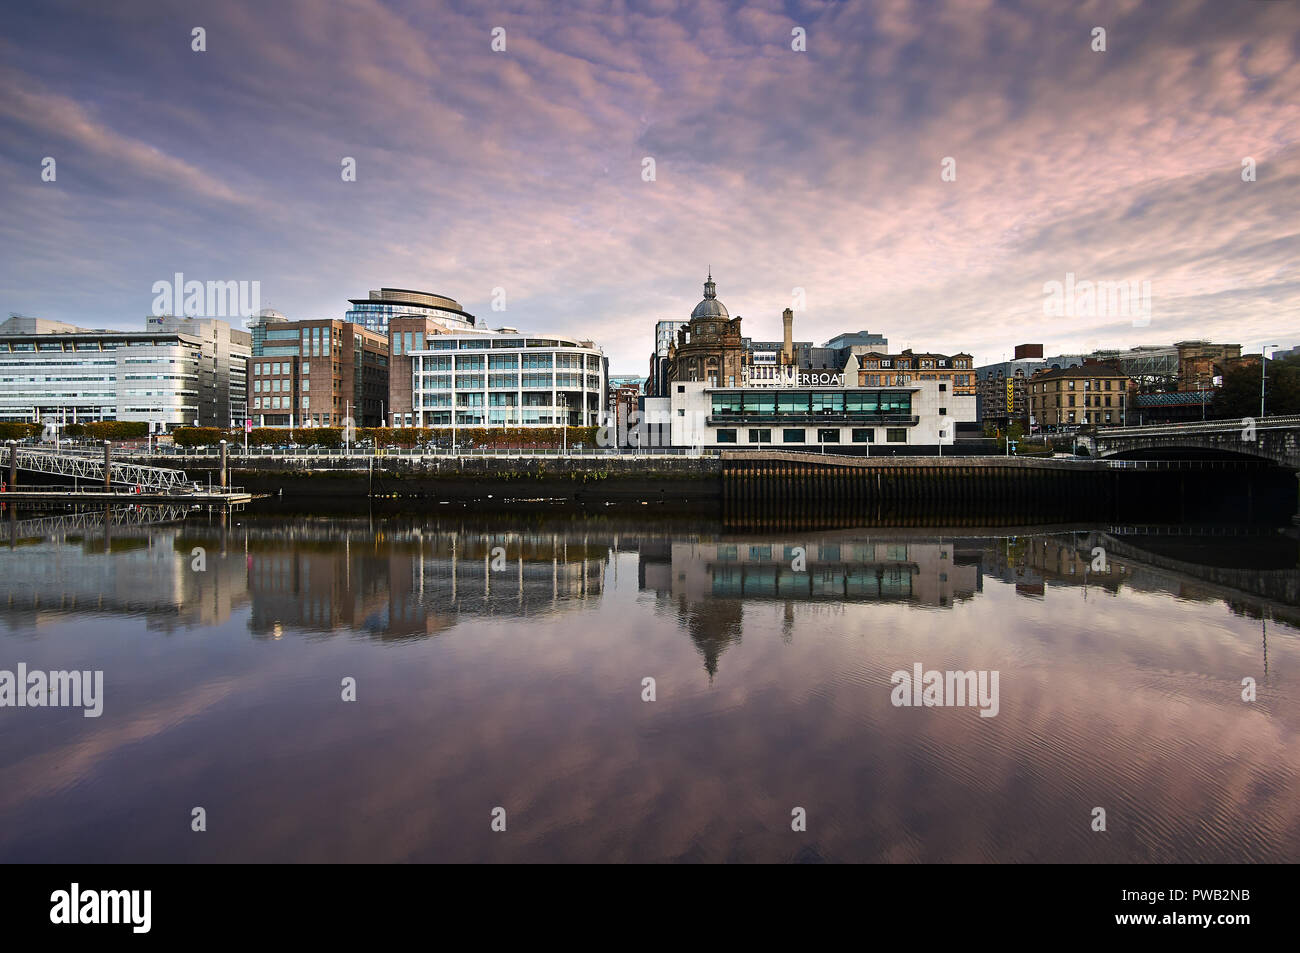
[782,308,794,364]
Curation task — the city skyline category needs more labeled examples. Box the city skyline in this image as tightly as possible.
[3,0,1298,375]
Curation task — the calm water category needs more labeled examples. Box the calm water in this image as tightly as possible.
[1,507,1297,863]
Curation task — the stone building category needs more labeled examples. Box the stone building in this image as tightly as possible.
[665,274,752,389]
[1027,362,1129,431]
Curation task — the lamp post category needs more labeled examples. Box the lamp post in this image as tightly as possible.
[1261,344,1279,418]
[558,393,568,455]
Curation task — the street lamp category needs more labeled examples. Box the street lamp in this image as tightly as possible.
[558,393,568,454]
[1261,344,1279,418]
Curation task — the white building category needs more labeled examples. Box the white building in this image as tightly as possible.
[0,315,250,429]
[407,332,607,429]
[641,378,972,449]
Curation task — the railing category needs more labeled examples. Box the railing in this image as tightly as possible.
[1099,415,1300,438]
[106,446,722,460]
[1102,459,1266,470]
[12,448,191,490]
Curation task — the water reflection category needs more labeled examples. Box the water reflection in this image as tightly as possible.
[0,509,1296,862]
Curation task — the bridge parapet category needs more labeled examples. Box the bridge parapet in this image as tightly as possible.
[1093,415,1300,469]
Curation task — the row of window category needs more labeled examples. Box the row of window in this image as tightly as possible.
[711,391,913,415]
[418,373,601,390]
[1032,378,1120,392]
[1035,393,1124,408]
[715,428,907,444]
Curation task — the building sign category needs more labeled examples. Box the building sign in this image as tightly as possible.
[1006,380,1015,406]
[798,372,844,386]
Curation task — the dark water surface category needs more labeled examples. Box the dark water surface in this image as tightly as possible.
[1,507,1297,862]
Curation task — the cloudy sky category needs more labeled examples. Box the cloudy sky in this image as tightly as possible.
[2,0,1297,373]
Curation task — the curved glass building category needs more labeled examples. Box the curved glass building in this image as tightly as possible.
[345,288,476,335]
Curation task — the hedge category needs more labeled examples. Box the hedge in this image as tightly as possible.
[170,425,603,449]
[0,423,41,441]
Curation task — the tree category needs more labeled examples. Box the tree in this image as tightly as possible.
[1212,356,1300,419]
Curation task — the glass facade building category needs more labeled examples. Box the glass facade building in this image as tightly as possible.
[407,333,606,430]
[344,288,476,336]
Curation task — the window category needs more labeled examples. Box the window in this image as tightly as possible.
[782,428,806,443]
[711,394,742,415]
[886,428,907,442]
[810,392,844,414]
[743,393,776,415]
[747,428,771,443]
[817,428,840,443]
[939,407,946,416]
[716,429,738,443]
[939,383,947,392]
[777,392,809,414]
[851,428,874,443]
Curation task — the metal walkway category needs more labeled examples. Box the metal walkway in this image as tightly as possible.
[11,447,191,491]
[1,504,193,543]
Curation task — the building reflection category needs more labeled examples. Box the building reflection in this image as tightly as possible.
[640,534,984,676]
[1,511,1295,661]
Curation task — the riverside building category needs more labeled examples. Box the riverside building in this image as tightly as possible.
[247,314,389,427]
[637,276,974,450]
[0,314,250,430]
[406,331,607,430]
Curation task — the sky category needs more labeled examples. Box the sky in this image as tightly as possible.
[1,0,1298,374]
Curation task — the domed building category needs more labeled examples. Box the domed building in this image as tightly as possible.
[667,273,749,389]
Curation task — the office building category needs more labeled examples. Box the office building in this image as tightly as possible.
[248,316,389,427]
[407,332,607,430]
[0,314,248,430]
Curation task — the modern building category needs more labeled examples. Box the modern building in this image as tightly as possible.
[1026,362,1129,431]
[248,317,389,427]
[0,314,248,430]
[823,330,889,351]
[146,314,251,427]
[387,316,462,428]
[407,332,607,431]
[344,288,477,336]
[645,377,968,449]
[647,319,688,398]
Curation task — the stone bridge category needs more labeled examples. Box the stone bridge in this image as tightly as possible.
[1090,415,1300,469]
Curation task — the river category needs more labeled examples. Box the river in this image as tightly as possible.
[1,506,1296,862]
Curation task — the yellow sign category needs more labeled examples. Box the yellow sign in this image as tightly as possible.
[1006,380,1015,405]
